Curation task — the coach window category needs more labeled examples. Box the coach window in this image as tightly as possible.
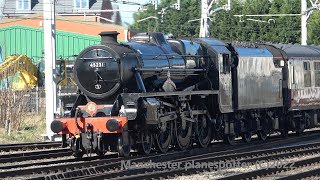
[304,62,311,87]
[222,54,230,74]
[315,62,320,87]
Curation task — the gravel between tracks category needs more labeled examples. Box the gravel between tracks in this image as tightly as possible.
[171,154,320,180]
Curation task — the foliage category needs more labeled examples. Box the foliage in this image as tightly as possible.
[131,0,200,37]
[0,112,46,143]
[308,11,320,45]
[131,0,320,45]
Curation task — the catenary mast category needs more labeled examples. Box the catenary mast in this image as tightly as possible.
[43,0,57,141]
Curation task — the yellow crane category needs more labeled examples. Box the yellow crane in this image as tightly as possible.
[0,55,38,90]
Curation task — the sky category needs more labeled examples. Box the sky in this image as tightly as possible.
[112,0,155,25]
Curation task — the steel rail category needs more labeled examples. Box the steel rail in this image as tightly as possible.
[0,142,62,152]
[0,148,70,164]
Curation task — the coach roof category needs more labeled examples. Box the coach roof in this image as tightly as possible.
[273,44,320,58]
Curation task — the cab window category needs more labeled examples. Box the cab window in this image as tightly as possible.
[222,54,230,74]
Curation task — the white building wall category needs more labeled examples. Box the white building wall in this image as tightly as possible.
[0,0,4,19]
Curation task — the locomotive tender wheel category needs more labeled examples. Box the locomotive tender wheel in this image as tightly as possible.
[117,135,131,157]
[257,130,268,141]
[296,124,305,136]
[138,130,153,155]
[174,117,193,150]
[296,113,308,136]
[241,132,252,143]
[224,134,236,145]
[196,114,212,148]
[155,121,173,153]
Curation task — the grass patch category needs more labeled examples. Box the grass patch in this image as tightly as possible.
[0,112,46,144]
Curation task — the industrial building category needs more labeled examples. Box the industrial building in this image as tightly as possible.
[0,0,132,62]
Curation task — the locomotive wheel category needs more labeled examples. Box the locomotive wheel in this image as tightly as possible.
[257,130,268,141]
[138,130,153,155]
[224,134,235,145]
[241,132,252,143]
[175,117,193,151]
[117,135,131,157]
[95,150,105,157]
[196,114,212,148]
[73,151,84,159]
[280,130,288,138]
[61,134,67,148]
[72,138,84,159]
[155,121,173,153]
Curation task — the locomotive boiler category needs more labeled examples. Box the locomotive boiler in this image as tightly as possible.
[74,32,207,101]
[51,31,320,158]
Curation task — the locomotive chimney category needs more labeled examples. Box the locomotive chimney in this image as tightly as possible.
[99,31,119,44]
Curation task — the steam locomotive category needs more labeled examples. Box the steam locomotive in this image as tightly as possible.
[51,31,320,158]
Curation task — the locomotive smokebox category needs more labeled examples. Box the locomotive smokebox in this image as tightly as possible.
[73,31,137,100]
[99,31,119,44]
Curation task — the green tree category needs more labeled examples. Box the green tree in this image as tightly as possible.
[131,5,158,32]
[131,0,200,37]
[267,0,301,44]
[210,0,243,41]
[131,0,320,45]
[210,0,271,42]
[308,11,320,45]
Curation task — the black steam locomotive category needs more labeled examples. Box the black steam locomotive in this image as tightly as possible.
[51,31,320,158]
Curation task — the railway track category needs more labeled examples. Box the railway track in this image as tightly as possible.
[0,141,61,152]
[0,130,319,180]
[220,155,320,180]
[0,148,70,164]
[53,140,320,180]
[276,167,320,180]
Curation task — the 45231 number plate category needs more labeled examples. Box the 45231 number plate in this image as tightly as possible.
[89,62,106,68]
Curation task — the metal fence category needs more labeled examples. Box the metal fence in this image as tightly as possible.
[0,88,46,129]
[0,86,78,129]
[22,87,46,113]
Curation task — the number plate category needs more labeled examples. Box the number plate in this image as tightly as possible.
[89,62,106,68]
